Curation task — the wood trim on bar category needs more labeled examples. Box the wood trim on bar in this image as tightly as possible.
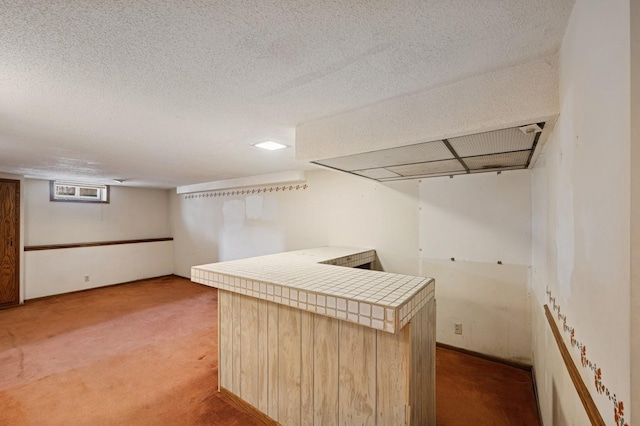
[544,304,605,426]
[219,387,279,426]
[24,237,173,252]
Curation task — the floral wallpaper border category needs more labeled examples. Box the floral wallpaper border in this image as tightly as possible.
[546,287,629,426]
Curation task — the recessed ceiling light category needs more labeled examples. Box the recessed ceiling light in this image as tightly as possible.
[253,141,288,151]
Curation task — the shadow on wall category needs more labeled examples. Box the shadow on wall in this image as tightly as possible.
[422,258,532,364]
[219,196,285,261]
[371,253,384,271]
[552,379,569,426]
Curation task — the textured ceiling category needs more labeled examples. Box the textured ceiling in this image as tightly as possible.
[0,0,574,188]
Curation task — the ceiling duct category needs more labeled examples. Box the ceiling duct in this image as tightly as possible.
[311,123,545,182]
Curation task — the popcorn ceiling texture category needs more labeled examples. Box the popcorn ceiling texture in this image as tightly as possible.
[0,1,574,187]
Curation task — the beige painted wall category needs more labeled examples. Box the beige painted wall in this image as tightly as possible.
[25,179,171,245]
[171,169,420,278]
[631,0,640,420]
[530,303,591,425]
[173,168,534,363]
[23,179,173,298]
[531,0,632,424]
[419,170,532,363]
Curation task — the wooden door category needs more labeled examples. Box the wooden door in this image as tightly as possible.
[0,179,20,307]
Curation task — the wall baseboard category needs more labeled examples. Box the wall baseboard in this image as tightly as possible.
[437,341,542,424]
[530,365,544,426]
[219,387,278,426]
[24,274,184,302]
[436,342,532,371]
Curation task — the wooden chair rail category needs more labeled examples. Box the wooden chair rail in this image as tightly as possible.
[544,304,605,426]
[24,237,173,251]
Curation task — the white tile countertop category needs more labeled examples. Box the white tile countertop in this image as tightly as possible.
[191,246,434,333]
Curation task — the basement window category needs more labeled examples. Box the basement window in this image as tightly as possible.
[50,181,110,203]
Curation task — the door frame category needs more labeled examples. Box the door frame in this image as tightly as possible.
[0,178,21,308]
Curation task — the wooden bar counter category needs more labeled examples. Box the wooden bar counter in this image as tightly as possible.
[192,246,435,426]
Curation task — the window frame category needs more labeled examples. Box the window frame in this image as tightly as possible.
[49,180,110,204]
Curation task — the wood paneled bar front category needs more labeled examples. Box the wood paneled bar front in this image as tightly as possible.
[191,247,435,426]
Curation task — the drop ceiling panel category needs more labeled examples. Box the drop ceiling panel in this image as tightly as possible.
[313,122,544,182]
[353,168,401,179]
[448,127,536,157]
[469,166,523,174]
[378,169,468,181]
[462,151,531,170]
[387,159,466,176]
[317,140,453,171]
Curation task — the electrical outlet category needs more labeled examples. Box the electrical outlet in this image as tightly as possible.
[84,275,90,283]
[454,323,462,335]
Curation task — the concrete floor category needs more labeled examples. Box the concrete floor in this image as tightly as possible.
[436,346,540,425]
[0,276,539,425]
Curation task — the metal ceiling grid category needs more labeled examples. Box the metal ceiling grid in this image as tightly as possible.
[317,140,453,171]
[312,122,545,182]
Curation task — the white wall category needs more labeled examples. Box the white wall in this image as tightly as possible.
[25,180,171,244]
[0,172,25,303]
[631,0,640,418]
[419,170,532,363]
[530,301,592,425]
[24,179,173,298]
[173,168,535,365]
[25,242,173,299]
[171,169,420,278]
[531,0,632,424]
